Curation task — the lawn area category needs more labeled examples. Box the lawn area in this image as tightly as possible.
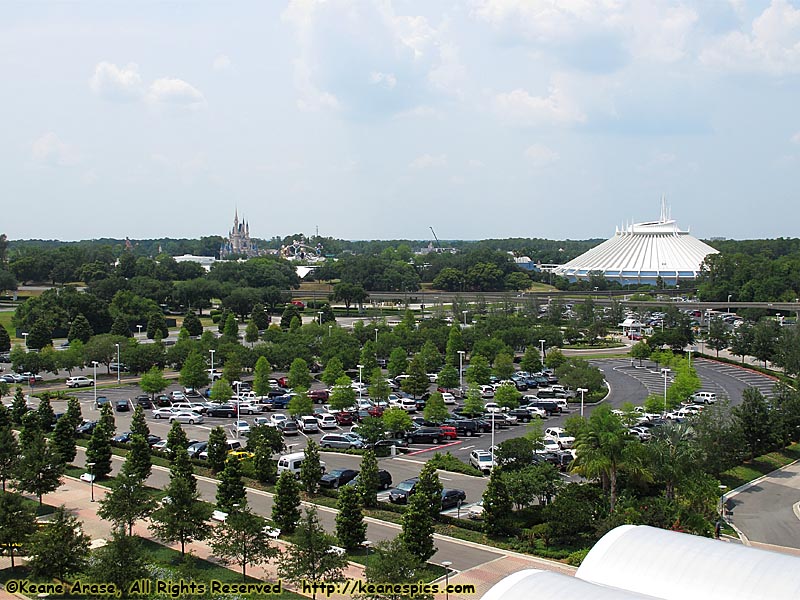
[0,309,14,338]
[720,443,800,490]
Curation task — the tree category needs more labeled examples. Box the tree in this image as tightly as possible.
[0,325,10,353]
[35,395,55,431]
[244,320,259,346]
[630,341,651,366]
[329,376,356,411]
[336,484,367,551]
[495,437,535,471]
[0,415,19,491]
[210,377,234,404]
[482,467,514,537]
[10,386,26,425]
[253,356,273,397]
[180,350,210,391]
[110,314,132,338]
[418,339,442,374]
[272,470,301,535]
[280,303,302,329]
[647,422,698,502]
[211,507,278,580]
[300,440,323,496]
[0,490,37,569]
[445,324,465,367]
[387,347,409,378]
[206,426,229,473]
[360,340,380,375]
[149,447,212,556]
[68,313,94,343]
[52,405,79,464]
[423,391,449,423]
[545,347,567,369]
[223,355,243,386]
[216,455,247,513]
[166,419,190,459]
[415,462,443,519]
[368,367,391,403]
[363,537,433,600]
[401,354,430,398]
[122,434,152,482]
[90,531,150,597]
[733,388,773,459]
[251,303,271,330]
[466,354,491,385]
[331,282,368,315]
[494,383,521,410]
[288,357,312,390]
[130,403,149,438]
[400,489,436,562]
[571,405,647,513]
[97,469,157,535]
[140,366,168,399]
[357,449,381,508]
[382,407,414,437]
[182,311,204,337]
[85,415,113,479]
[277,507,348,600]
[437,364,459,391]
[461,385,485,417]
[147,311,168,340]
[27,319,53,350]
[15,424,64,506]
[27,505,90,581]
[493,352,515,380]
[288,388,314,418]
[706,318,729,358]
[321,356,345,387]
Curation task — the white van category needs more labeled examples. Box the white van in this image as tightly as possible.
[691,392,717,404]
[277,452,326,476]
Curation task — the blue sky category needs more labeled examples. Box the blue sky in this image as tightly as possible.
[2,0,800,242]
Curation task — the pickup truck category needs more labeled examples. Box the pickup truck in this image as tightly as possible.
[444,418,484,437]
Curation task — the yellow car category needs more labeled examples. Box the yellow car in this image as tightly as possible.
[227,450,254,461]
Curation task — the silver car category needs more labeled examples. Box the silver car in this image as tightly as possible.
[168,411,204,425]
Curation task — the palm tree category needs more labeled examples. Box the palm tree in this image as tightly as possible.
[647,421,697,502]
[570,406,649,512]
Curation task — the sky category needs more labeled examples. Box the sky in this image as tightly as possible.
[2,0,800,243]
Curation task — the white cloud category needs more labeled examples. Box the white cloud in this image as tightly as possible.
[700,0,800,74]
[212,54,231,71]
[89,61,143,101]
[524,144,559,168]
[292,59,340,112]
[370,71,397,89]
[494,81,586,126]
[792,131,800,144]
[146,78,207,110]
[31,132,81,166]
[468,159,485,168]
[409,153,447,169]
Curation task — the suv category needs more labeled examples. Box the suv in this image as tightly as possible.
[320,434,363,449]
[345,469,393,490]
[469,450,495,474]
[691,391,717,404]
[66,376,94,388]
[297,415,320,433]
[506,407,544,422]
[544,427,575,450]
[207,404,237,418]
[406,427,446,444]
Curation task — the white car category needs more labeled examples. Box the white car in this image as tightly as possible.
[235,402,263,415]
[66,376,94,388]
[170,391,186,401]
[269,414,288,427]
[169,411,204,425]
[469,450,495,474]
[539,440,561,453]
[399,398,417,413]
[544,427,575,450]
[467,500,484,520]
[484,402,502,413]
[442,393,456,405]
[427,373,439,383]
[234,420,250,436]
[297,415,320,433]
[317,413,338,429]
[480,385,495,398]
[153,407,178,419]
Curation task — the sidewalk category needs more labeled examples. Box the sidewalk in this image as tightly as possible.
[0,478,366,600]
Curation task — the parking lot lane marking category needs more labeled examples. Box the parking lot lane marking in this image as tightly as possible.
[461,445,475,451]
[392,457,426,465]
[196,425,211,430]
[439,476,452,481]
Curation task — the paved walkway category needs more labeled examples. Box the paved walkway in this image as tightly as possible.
[1,476,574,600]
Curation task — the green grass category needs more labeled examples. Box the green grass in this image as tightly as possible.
[719,443,800,490]
[0,310,14,338]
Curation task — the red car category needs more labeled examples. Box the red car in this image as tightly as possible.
[367,405,384,417]
[334,411,354,425]
[291,300,306,309]
[309,389,330,402]
[438,425,458,440]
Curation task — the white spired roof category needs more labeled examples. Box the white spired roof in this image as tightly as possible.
[480,525,800,600]
[554,203,718,285]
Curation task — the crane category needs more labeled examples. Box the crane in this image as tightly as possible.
[430,227,442,250]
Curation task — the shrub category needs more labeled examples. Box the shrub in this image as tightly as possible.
[427,452,483,477]
[567,548,590,566]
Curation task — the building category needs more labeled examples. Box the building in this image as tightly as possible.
[220,210,260,258]
[173,254,216,272]
[553,201,718,286]
[482,525,800,599]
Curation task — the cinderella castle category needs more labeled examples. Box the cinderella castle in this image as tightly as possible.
[219,210,261,258]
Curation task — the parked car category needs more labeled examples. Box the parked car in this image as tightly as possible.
[269,413,288,427]
[309,389,330,402]
[187,441,208,458]
[235,421,251,436]
[297,415,320,433]
[66,376,94,388]
[75,420,98,435]
[169,411,204,425]
[319,468,360,489]
[316,413,338,429]
[320,434,363,449]
[388,478,419,504]
[441,393,456,404]
[345,469,393,490]
[135,395,153,409]
[115,400,130,412]
[406,427,446,444]
[146,434,163,447]
[544,427,575,450]
[441,488,467,510]
[369,438,410,453]
[468,500,484,520]
[207,404,237,418]
[507,407,544,422]
[469,450,495,474]
[153,407,178,419]
[334,411,354,425]
[95,396,110,409]
[112,432,132,444]
[279,420,300,436]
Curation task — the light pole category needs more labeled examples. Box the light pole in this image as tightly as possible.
[92,361,98,406]
[363,540,372,557]
[661,368,670,415]
[88,462,96,502]
[727,294,732,314]
[442,561,452,600]
[235,381,241,438]
[374,328,379,344]
[578,388,588,417]
[22,332,28,350]
[115,343,121,384]
[490,411,495,470]
[318,311,324,326]
[462,310,468,326]
[421,304,425,321]
[458,350,465,394]
[328,324,332,337]
[209,349,215,375]
[539,339,546,369]
[357,364,363,399]
[136,324,143,338]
